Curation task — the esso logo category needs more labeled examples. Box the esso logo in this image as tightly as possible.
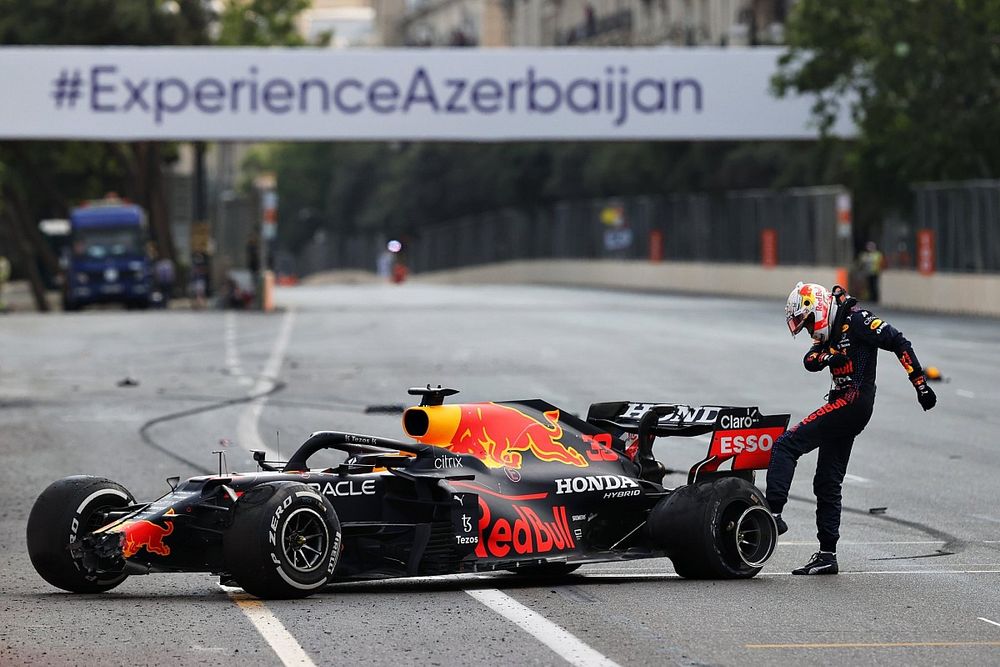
[718,433,773,455]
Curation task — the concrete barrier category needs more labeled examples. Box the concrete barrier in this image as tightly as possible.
[882,269,1000,317]
[417,260,1000,317]
[417,259,839,300]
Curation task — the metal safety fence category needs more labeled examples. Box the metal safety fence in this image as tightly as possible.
[408,186,852,273]
[912,180,1000,273]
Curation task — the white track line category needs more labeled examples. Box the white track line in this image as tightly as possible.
[224,312,253,387]
[578,570,1000,578]
[979,617,1000,629]
[227,312,311,667]
[843,473,871,485]
[779,540,943,546]
[227,591,316,667]
[956,389,976,399]
[466,589,620,667]
[236,308,296,457]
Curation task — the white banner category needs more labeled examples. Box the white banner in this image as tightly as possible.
[0,47,855,141]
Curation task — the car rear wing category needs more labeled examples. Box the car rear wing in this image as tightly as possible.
[587,401,791,484]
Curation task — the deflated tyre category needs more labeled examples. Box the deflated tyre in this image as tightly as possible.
[224,482,341,599]
[647,476,777,579]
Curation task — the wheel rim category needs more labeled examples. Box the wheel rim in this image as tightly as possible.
[280,507,329,573]
[732,505,776,567]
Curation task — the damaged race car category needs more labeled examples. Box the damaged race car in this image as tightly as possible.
[27,387,790,599]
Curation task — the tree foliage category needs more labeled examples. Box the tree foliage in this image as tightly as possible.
[216,0,313,46]
[773,0,1000,211]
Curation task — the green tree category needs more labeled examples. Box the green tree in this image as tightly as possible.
[217,0,314,46]
[773,0,1000,220]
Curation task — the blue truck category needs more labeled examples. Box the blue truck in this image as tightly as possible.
[62,202,153,311]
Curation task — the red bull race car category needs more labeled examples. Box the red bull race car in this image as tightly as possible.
[27,387,790,599]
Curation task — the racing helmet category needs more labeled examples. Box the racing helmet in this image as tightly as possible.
[785,282,836,341]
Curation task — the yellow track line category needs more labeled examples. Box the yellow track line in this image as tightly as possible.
[747,641,1000,649]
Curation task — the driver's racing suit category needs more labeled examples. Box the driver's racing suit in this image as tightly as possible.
[765,298,932,552]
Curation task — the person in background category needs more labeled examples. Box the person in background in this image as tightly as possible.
[858,241,884,302]
[769,282,936,575]
[154,255,176,308]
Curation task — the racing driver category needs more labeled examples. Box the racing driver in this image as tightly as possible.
[767,282,936,575]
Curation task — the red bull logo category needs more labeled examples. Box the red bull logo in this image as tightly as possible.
[404,403,588,469]
[475,497,575,558]
[117,520,174,558]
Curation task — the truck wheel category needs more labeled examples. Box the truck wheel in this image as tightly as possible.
[224,483,341,599]
[647,476,776,579]
[27,476,135,593]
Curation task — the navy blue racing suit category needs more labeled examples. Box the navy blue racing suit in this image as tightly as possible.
[765,299,929,552]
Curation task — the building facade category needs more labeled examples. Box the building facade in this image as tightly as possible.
[378,0,511,47]
[509,0,790,47]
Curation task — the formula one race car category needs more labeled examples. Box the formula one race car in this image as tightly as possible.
[27,387,790,599]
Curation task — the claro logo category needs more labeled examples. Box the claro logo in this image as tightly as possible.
[717,434,773,455]
[475,498,575,558]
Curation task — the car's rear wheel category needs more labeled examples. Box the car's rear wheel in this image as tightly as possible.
[27,475,135,593]
[647,476,777,579]
[224,482,341,599]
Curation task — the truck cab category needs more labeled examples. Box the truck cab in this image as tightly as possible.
[63,202,152,311]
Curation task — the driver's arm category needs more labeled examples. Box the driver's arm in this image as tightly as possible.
[803,339,830,372]
[853,311,936,410]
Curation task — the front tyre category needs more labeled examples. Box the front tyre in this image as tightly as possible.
[224,483,341,599]
[27,476,135,593]
[647,477,777,579]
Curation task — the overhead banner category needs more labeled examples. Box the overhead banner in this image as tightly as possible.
[0,47,854,141]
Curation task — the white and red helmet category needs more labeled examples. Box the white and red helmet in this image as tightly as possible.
[785,282,836,341]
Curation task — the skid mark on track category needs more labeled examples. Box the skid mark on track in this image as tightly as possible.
[226,590,316,666]
[466,588,620,667]
[787,492,966,556]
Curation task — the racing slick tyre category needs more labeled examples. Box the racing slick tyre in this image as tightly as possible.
[224,482,342,599]
[27,475,135,593]
[647,476,777,579]
[505,563,581,577]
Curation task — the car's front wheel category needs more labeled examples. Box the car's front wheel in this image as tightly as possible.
[27,475,135,593]
[224,482,341,599]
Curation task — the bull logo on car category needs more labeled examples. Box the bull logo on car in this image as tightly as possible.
[406,403,589,469]
[116,520,174,558]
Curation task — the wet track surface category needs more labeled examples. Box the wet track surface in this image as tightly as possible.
[1,283,999,666]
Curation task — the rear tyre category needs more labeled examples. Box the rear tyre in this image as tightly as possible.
[505,563,581,577]
[224,482,341,599]
[26,476,135,593]
[648,476,776,579]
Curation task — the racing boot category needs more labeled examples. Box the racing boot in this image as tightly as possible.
[792,551,838,575]
[772,513,788,536]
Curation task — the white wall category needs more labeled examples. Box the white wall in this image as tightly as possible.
[882,269,1000,317]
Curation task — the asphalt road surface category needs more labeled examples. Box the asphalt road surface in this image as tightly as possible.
[1,283,998,666]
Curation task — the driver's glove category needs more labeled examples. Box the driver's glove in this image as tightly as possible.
[913,376,937,411]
